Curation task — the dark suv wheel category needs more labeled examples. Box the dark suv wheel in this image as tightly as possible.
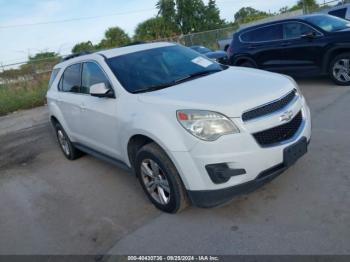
[135,143,189,213]
[330,53,350,86]
[54,122,83,160]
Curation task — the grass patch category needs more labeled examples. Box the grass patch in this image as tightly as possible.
[0,77,49,116]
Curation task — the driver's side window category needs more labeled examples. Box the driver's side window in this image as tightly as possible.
[283,22,318,40]
[81,62,111,94]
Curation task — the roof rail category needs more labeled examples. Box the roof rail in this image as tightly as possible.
[61,51,91,62]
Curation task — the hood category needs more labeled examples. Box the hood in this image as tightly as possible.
[205,51,227,59]
[138,67,296,118]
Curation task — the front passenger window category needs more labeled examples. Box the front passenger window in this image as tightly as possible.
[283,22,317,39]
[81,62,111,94]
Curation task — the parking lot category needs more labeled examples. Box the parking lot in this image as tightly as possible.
[0,77,349,255]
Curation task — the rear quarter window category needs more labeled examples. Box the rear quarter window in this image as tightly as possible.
[48,68,60,89]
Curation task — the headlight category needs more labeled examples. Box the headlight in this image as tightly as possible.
[176,110,240,141]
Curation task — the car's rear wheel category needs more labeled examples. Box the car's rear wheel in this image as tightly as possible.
[54,123,82,160]
[135,143,189,213]
[330,53,350,86]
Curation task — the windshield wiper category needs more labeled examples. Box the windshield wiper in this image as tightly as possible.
[132,82,176,94]
[172,69,223,85]
[133,69,223,94]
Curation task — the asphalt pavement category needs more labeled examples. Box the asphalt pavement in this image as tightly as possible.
[0,77,349,255]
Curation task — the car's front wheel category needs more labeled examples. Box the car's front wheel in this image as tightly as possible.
[330,53,350,86]
[135,143,189,213]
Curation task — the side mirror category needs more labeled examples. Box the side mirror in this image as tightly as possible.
[301,31,317,39]
[90,83,115,98]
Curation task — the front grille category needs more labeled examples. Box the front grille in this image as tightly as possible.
[253,111,303,146]
[242,90,297,122]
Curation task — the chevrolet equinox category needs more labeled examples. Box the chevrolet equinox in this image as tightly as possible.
[47,42,312,213]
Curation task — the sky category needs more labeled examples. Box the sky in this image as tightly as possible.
[0,0,308,66]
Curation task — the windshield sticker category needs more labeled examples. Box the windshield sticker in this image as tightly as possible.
[191,57,213,68]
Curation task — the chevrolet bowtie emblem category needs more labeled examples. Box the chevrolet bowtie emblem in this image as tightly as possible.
[280,110,294,122]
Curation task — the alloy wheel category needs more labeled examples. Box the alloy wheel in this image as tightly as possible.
[57,130,70,156]
[333,59,350,83]
[140,159,171,205]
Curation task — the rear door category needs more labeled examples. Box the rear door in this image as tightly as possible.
[240,24,284,70]
[57,63,83,141]
[276,21,325,75]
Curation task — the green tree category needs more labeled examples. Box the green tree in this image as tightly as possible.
[175,0,207,34]
[134,17,176,41]
[289,0,319,12]
[72,41,95,53]
[234,7,271,24]
[156,0,225,34]
[97,27,131,49]
[156,0,177,25]
[28,52,58,62]
[203,0,225,30]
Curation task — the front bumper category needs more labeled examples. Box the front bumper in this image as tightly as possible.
[187,137,309,208]
[188,162,287,208]
[168,97,311,207]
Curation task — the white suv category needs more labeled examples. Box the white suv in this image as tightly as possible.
[47,42,311,213]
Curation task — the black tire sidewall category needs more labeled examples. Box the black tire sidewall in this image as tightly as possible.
[330,54,350,86]
[135,147,183,213]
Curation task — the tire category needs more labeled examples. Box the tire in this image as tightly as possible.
[329,53,350,86]
[54,122,83,160]
[240,60,256,68]
[135,143,189,213]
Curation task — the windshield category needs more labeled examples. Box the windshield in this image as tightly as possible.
[304,15,350,32]
[107,45,224,93]
[191,46,212,54]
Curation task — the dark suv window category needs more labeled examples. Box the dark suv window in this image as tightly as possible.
[81,62,110,94]
[61,64,81,93]
[240,24,283,43]
[283,22,317,39]
[329,8,347,19]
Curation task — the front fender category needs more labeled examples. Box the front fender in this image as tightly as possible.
[322,43,350,73]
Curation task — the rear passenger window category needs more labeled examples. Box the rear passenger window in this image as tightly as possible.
[240,24,283,43]
[283,22,317,39]
[81,62,110,94]
[61,64,81,93]
[329,8,347,19]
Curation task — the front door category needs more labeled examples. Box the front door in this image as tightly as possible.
[78,61,121,159]
[276,22,326,75]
